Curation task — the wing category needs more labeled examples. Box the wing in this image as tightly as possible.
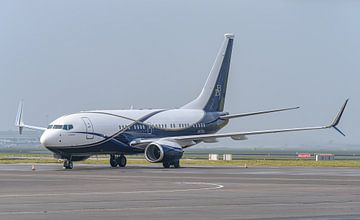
[130,99,348,148]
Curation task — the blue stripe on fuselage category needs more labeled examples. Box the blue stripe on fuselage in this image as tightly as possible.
[45,112,228,157]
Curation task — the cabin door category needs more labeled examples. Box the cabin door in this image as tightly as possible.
[81,117,94,139]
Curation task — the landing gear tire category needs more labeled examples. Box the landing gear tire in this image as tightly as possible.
[68,161,73,169]
[110,158,118,167]
[118,155,127,167]
[163,161,171,168]
[110,154,127,168]
[173,160,180,168]
[63,160,73,169]
[110,154,117,167]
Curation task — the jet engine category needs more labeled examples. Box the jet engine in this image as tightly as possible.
[144,140,183,163]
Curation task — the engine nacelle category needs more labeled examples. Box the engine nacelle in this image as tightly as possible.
[144,141,184,163]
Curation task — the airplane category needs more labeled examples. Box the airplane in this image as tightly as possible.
[15,33,348,169]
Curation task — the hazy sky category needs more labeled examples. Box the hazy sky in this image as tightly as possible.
[1,0,359,148]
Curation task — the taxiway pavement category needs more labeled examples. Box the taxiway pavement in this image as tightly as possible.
[0,164,360,220]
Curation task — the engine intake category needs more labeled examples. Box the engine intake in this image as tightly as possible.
[145,141,183,163]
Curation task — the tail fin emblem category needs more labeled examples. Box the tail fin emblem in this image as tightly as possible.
[215,85,222,97]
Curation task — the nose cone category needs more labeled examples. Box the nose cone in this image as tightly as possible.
[40,131,57,147]
[40,133,49,147]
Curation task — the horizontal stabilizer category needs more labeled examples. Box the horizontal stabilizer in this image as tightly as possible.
[220,106,299,120]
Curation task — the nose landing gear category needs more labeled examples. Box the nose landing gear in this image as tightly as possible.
[110,154,127,168]
[63,160,73,169]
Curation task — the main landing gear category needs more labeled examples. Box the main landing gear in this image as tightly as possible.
[110,154,127,168]
[163,160,180,168]
[63,160,73,169]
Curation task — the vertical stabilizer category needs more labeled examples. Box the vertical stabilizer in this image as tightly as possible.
[181,33,234,112]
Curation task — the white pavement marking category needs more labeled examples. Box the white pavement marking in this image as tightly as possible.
[0,182,223,198]
[1,173,359,183]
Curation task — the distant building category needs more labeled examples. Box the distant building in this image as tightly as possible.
[209,154,219,160]
[223,154,232,161]
[315,154,335,161]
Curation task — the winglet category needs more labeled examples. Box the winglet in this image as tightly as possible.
[14,101,47,133]
[329,99,348,136]
[15,100,24,134]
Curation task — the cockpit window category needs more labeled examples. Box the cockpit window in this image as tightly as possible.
[63,124,74,130]
[47,124,74,130]
[53,125,63,129]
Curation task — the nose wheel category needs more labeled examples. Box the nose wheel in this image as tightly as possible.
[63,160,73,169]
[110,154,127,168]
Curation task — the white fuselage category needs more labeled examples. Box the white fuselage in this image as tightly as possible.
[40,108,212,150]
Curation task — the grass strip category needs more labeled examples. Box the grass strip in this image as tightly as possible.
[0,156,360,167]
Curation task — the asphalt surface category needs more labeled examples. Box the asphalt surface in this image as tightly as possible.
[1,164,360,220]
